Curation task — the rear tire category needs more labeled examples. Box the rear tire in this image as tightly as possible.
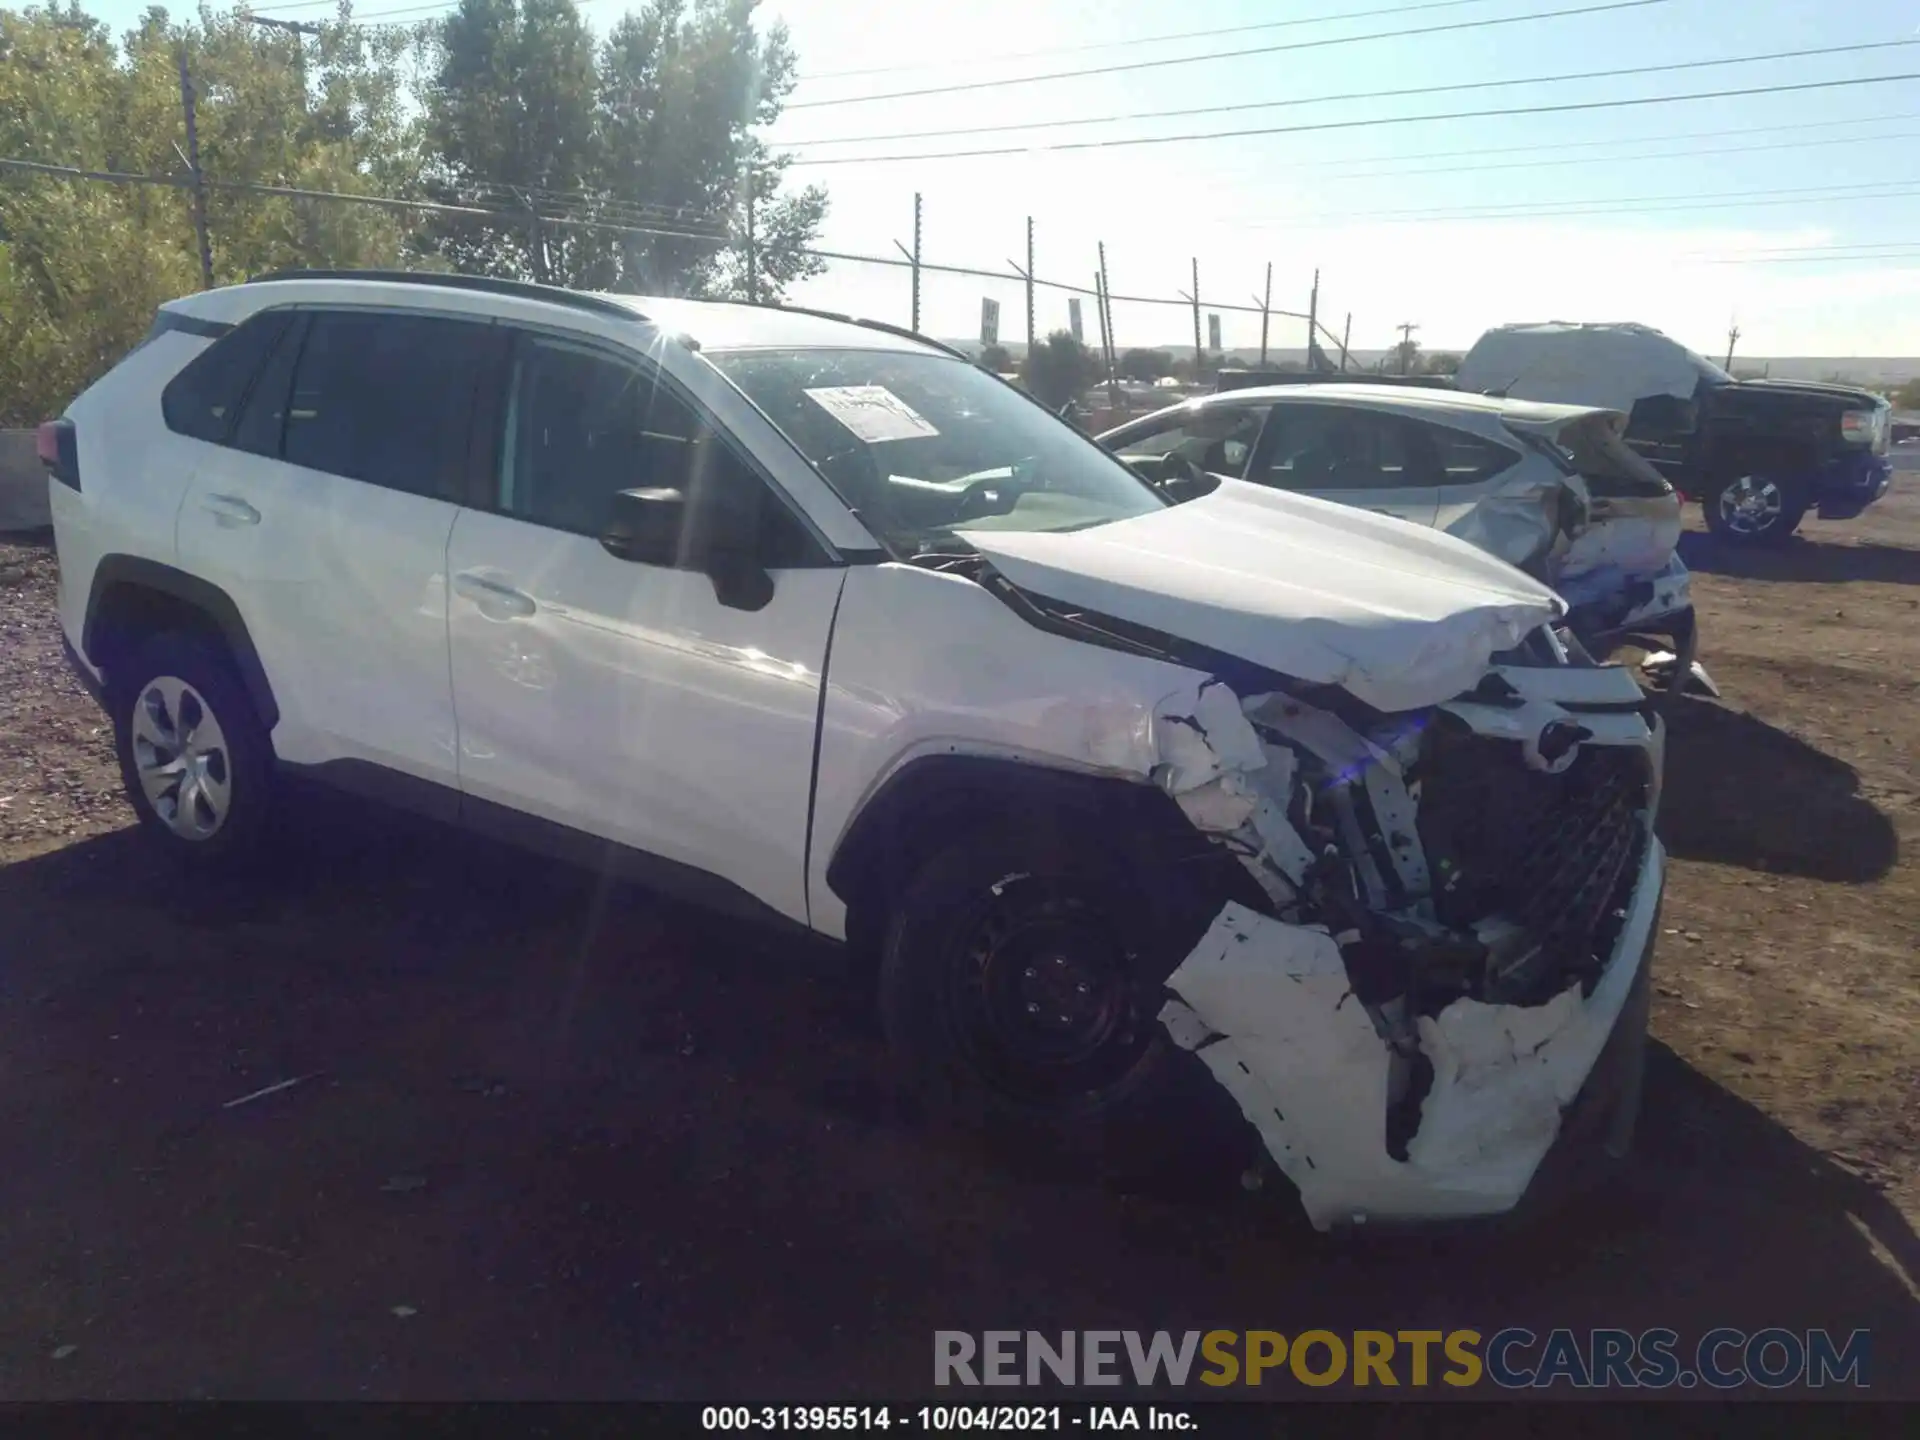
[877,824,1254,1184]
[110,631,276,873]
[1702,471,1808,545]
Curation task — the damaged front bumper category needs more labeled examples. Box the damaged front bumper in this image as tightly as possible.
[1144,660,1667,1231]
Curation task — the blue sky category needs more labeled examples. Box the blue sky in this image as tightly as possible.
[69,1,1920,354]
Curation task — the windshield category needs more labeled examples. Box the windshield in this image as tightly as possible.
[705,347,1167,556]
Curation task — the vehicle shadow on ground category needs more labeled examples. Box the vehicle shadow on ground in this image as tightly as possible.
[1656,695,1898,883]
[1,807,1917,1397]
[1677,530,1920,586]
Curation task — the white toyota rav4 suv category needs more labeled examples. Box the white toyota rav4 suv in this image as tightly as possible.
[44,271,1665,1230]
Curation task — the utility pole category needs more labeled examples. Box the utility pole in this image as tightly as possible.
[1724,320,1740,371]
[1396,321,1420,375]
[245,14,321,97]
[1339,313,1352,373]
[176,43,214,291]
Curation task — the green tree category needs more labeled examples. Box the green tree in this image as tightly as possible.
[0,5,420,425]
[977,342,1011,372]
[423,0,602,282]
[1422,351,1461,376]
[1893,377,1920,411]
[1117,347,1173,382]
[1022,329,1097,409]
[422,0,827,298]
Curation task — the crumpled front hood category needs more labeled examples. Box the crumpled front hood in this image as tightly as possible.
[958,479,1564,712]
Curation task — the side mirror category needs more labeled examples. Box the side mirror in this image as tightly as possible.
[600,486,686,566]
[599,484,775,612]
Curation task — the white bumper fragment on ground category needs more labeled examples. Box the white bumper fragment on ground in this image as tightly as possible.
[1141,660,1664,1231]
[1161,837,1661,1229]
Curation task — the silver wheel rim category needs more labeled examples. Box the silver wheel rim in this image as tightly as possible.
[130,676,233,841]
[1719,475,1784,535]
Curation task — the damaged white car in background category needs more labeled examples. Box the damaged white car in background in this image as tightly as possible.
[1097,383,1718,701]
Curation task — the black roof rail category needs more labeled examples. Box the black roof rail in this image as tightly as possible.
[245,268,649,324]
[751,299,970,361]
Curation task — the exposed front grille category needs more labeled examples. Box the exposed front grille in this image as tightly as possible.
[1413,729,1651,1005]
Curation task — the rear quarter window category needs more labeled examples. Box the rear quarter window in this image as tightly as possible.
[160,311,295,444]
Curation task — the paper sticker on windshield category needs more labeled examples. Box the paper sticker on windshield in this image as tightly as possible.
[803,386,940,443]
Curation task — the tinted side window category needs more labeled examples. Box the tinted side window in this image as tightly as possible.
[1428,424,1520,487]
[1253,405,1432,491]
[282,311,487,499]
[501,335,817,567]
[161,310,294,444]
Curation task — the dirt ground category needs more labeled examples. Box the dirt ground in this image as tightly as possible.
[1,491,1915,1400]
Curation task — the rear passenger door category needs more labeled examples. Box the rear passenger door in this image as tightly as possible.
[1244,403,1440,527]
[1425,422,1528,534]
[174,308,493,803]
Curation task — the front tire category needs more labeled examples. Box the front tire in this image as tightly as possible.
[110,631,275,872]
[877,826,1249,1181]
[1703,471,1808,545]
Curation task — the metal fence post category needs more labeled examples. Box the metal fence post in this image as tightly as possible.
[1188,258,1202,378]
[1025,216,1036,354]
[1307,268,1320,370]
[1257,262,1272,367]
[175,43,214,290]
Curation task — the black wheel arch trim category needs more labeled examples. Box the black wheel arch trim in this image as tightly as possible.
[82,555,281,730]
[825,752,1260,934]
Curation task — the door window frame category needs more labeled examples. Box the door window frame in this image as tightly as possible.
[1245,401,1445,491]
[468,325,840,571]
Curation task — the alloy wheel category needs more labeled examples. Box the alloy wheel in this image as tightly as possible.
[130,675,233,840]
[1718,475,1784,536]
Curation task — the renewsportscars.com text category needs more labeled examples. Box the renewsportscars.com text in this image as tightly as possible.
[934,1328,1870,1390]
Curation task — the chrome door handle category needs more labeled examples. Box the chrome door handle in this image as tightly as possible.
[202,494,260,526]
[453,571,536,618]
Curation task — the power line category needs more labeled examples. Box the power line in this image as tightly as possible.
[1226,182,1920,233]
[1304,125,1920,185]
[1222,111,1920,172]
[781,70,1920,166]
[795,0,1500,81]
[1703,249,1920,265]
[780,40,1919,148]
[0,156,731,244]
[783,0,1673,110]
[1248,178,1920,228]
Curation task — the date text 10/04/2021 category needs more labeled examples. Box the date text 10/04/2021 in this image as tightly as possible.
[702,1409,1192,1432]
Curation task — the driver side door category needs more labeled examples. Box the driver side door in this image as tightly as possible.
[444,329,845,926]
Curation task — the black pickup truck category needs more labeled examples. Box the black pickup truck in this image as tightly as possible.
[1453,324,1895,545]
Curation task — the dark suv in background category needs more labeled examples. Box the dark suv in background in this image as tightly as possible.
[1455,323,1894,545]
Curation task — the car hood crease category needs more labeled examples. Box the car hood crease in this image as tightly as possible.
[958,478,1563,713]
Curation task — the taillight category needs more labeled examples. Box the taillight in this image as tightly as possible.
[1840,408,1879,445]
[36,419,79,491]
